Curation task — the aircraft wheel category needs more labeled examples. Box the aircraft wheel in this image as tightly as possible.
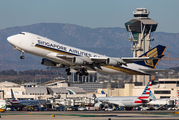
[125,107,133,110]
[20,56,25,59]
[67,72,71,76]
[79,73,83,76]
[65,68,70,72]
[84,72,89,76]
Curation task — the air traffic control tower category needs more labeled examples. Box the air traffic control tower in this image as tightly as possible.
[125,8,158,85]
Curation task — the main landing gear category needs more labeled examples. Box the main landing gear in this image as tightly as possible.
[66,68,71,76]
[65,68,89,76]
[76,68,89,76]
[20,51,25,59]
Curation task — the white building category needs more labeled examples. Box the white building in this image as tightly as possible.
[0,81,92,102]
[97,78,179,99]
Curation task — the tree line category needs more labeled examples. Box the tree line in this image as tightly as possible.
[0,68,66,76]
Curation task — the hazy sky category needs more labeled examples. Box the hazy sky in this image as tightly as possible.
[0,0,179,33]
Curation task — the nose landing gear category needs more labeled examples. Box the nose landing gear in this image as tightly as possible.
[20,51,25,59]
[20,56,25,59]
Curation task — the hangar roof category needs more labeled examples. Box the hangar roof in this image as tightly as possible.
[0,81,19,87]
[23,82,36,86]
[26,87,47,94]
[26,86,86,95]
[50,88,68,94]
[63,87,86,94]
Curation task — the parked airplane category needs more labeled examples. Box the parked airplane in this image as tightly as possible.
[96,80,154,110]
[7,32,167,76]
[148,97,179,107]
[10,89,40,109]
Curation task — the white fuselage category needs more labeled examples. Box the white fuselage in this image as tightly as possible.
[11,99,40,107]
[96,96,145,107]
[7,32,149,75]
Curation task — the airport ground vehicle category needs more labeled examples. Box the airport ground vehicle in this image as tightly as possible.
[78,107,86,111]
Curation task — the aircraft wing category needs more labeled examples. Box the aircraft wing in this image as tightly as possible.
[140,69,172,73]
[49,53,161,68]
[48,53,74,60]
[91,56,161,66]
[121,55,163,63]
[47,53,97,70]
[56,54,75,59]
[97,99,125,106]
[55,54,77,64]
[56,55,127,67]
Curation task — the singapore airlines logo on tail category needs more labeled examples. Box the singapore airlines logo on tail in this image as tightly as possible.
[142,48,158,67]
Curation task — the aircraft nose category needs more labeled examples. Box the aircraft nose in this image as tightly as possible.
[7,35,19,46]
[7,36,12,43]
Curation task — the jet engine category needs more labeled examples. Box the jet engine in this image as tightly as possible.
[106,58,119,66]
[72,57,86,65]
[41,58,65,68]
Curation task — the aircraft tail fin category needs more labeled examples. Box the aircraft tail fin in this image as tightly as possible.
[11,89,15,100]
[149,90,156,100]
[101,91,105,94]
[133,45,166,68]
[138,80,152,100]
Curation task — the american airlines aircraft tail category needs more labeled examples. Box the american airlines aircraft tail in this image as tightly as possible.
[10,89,40,109]
[135,80,153,103]
[11,89,15,100]
[7,32,169,76]
[96,80,155,110]
[101,91,105,94]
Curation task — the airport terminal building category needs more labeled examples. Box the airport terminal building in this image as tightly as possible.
[97,78,179,99]
[0,78,179,104]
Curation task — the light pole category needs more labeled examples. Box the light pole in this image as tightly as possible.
[118,77,119,97]
[1,75,3,100]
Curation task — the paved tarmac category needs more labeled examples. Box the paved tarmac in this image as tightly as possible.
[1,111,179,120]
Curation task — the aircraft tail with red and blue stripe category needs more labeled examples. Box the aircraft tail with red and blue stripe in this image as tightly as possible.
[11,89,16,100]
[134,80,154,103]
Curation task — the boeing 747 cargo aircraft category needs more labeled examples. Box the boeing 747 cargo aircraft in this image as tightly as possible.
[7,32,167,76]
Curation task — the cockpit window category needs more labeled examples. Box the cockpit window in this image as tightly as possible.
[19,32,25,35]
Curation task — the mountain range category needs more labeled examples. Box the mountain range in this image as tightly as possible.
[0,23,179,71]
